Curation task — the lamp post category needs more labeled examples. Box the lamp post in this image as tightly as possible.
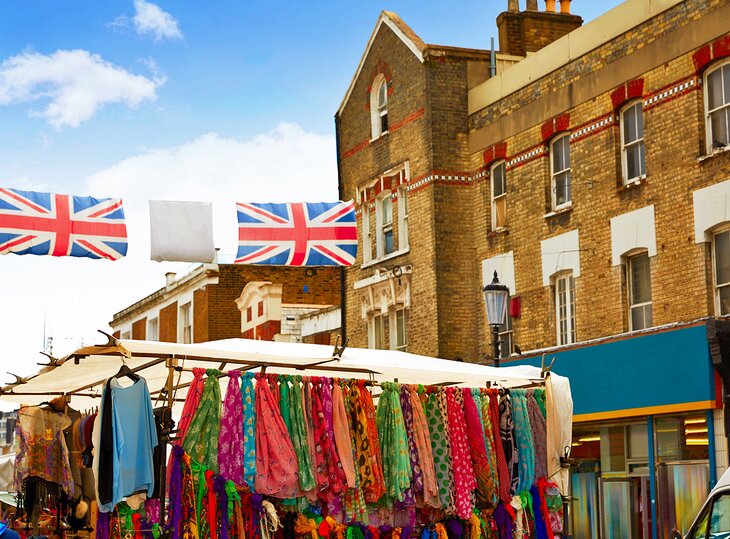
[482,271,510,367]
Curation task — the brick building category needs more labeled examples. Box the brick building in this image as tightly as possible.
[336,0,730,535]
[110,264,340,344]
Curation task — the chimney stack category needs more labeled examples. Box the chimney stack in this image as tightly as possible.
[165,272,176,287]
[497,0,583,57]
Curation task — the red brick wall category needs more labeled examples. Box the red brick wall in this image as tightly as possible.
[159,302,178,343]
[255,320,281,341]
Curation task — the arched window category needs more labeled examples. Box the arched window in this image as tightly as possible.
[620,100,646,184]
[705,60,730,153]
[553,271,576,345]
[712,225,730,315]
[371,75,388,139]
[550,134,571,210]
[490,160,507,230]
[626,250,652,331]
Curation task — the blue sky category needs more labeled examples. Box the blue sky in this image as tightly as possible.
[0,0,625,377]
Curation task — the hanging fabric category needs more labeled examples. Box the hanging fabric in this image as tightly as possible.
[254,374,299,498]
[220,371,245,485]
[444,388,476,520]
[183,369,222,473]
[289,376,316,493]
[241,371,257,489]
[357,382,386,503]
[310,377,347,501]
[478,390,501,508]
[497,389,519,498]
[486,389,510,504]
[527,389,548,482]
[426,390,455,513]
[399,385,422,503]
[408,385,439,508]
[332,381,357,489]
[168,446,184,539]
[462,389,494,508]
[510,390,535,493]
[376,382,412,503]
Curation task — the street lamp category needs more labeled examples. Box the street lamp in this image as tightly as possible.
[482,271,509,367]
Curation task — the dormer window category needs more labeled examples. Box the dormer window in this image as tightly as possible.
[371,75,388,139]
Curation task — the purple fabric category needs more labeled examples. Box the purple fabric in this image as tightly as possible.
[251,493,263,539]
[145,498,161,524]
[168,446,184,539]
[219,371,245,484]
[400,386,423,493]
[214,474,229,539]
[531,486,549,539]
[96,510,110,539]
[494,503,513,539]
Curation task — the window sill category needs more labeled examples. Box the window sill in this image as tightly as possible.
[487,227,509,238]
[543,204,573,219]
[369,131,390,143]
[698,144,730,162]
[361,247,410,269]
[619,176,646,190]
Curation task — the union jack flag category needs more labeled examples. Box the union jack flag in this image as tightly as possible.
[236,201,357,266]
[0,187,128,260]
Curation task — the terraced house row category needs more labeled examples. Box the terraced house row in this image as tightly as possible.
[335,0,730,536]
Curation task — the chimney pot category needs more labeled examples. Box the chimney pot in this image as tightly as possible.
[165,272,176,287]
[559,0,571,13]
[507,0,519,12]
[545,0,556,12]
[526,0,538,10]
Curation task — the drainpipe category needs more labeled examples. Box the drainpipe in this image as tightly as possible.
[335,112,347,342]
[490,37,497,78]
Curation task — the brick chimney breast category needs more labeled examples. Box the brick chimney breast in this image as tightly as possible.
[496,1,583,57]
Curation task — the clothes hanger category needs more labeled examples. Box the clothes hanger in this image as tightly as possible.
[113,358,140,382]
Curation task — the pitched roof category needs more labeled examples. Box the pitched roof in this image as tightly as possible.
[336,11,426,116]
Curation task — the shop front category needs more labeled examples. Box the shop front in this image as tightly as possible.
[512,320,727,539]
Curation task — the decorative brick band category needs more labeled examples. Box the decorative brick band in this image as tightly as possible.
[610,78,645,111]
[541,113,570,142]
[570,113,616,143]
[506,144,548,170]
[342,107,426,160]
[642,76,698,111]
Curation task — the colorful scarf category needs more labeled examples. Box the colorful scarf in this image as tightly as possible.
[462,388,495,507]
[254,374,299,498]
[241,372,257,488]
[426,390,455,513]
[498,389,519,497]
[359,383,386,503]
[289,376,316,492]
[479,389,502,508]
[511,390,535,493]
[183,369,222,472]
[376,382,412,502]
[527,390,548,482]
[332,382,357,489]
[409,386,439,508]
[444,387,476,519]
[220,371,245,485]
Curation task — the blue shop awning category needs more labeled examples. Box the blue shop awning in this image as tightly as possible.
[509,322,719,422]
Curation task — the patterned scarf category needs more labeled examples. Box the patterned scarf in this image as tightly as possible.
[409,386,439,508]
[498,389,519,497]
[426,390,455,513]
[444,387,476,519]
[181,453,199,539]
[527,390,548,482]
[487,389,511,503]
[183,369,222,472]
[510,390,535,493]
[241,372,257,489]
[479,390,502,508]
[220,371,245,485]
[376,382,412,502]
[359,383,386,503]
[289,376,316,492]
[462,388,495,508]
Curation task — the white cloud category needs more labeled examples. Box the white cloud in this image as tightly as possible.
[0,123,337,397]
[133,0,182,41]
[86,122,338,260]
[0,49,161,127]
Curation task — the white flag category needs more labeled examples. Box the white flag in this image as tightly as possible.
[149,200,215,263]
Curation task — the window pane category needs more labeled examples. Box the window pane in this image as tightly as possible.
[710,494,730,534]
[563,137,571,168]
[384,229,394,254]
[628,423,648,459]
[396,309,407,350]
[382,197,392,224]
[655,417,680,460]
[708,68,723,110]
[639,141,646,176]
[553,138,565,171]
[378,81,387,108]
[711,109,730,146]
[724,65,730,105]
[719,286,730,316]
[494,196,506,228]
[716,231,730,285]
[626,142,645,180]
[623,105,638,143]
[636,104,644,139]
[555,171,571,206]
[492,163,505,196]
[630,254,651,304]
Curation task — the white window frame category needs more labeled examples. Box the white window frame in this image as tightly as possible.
[620,100,646,184]
[490,160,507,230]
[370,75,389,140]
[179,302,192,344]
[394,307,408,352]
[550,134,572,210]
[713,226,730,316]
[554,273,577,345]
[147,317,159,342]
[704,60,730,154]
[361,204,372,264]
[376,194,395,258]
[627,252,653,331]
[121,331,131,340]
[370,311,389,350]
[397,186,409,250]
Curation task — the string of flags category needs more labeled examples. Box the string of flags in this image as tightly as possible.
[0,187,357,266]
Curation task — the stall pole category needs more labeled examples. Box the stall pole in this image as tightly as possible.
[158,357,177,535]
[647,415,658,539]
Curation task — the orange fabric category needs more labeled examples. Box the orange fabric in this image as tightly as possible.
[332,383,357,488]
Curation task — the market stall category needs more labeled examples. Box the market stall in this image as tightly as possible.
[0,336,573,539]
